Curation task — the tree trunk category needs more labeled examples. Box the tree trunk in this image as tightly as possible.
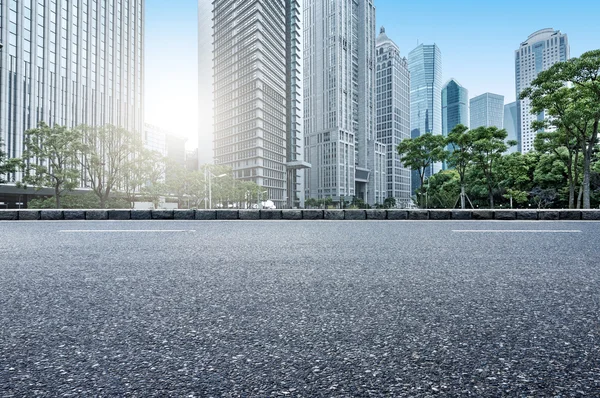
[55,185,61,209]
[488,185,494,209]
[582,155,591,209]
[582,121,599,209]
[566,156,575,209]
[460,184,466,210]
[577,185,583,209]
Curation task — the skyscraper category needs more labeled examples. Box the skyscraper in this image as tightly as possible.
[212,0,308,209]
[408,44,442,192]
[0,0,145,182]
[304,0,385,206]
[442,79,469,135]
[516,28,569,153]
[504,102,519,153]
[470,93,505,129]
[376,27,411,207]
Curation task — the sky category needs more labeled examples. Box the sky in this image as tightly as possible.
[144,0,600,151]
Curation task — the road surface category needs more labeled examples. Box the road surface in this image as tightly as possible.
[1,221,599,396]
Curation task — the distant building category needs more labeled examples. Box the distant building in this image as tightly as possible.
[408,44,443,192]
[143,124,168,158]
[516,29,569,153]
[186,149,199,172]
[304,0,385,206]
[375,27,411,207]
[167,135,187,167]
[442,79,469,136]
[504,102,519,153]
[470,93,504,129]
[212,0,308,209]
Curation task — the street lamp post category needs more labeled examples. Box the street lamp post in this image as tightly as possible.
[204,169,227,209]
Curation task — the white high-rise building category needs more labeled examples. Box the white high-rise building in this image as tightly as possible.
[516,28,569,153]
[0,0,145,184]
[304,0,385,206]
[212,0,308,209]
[375,27,411,207]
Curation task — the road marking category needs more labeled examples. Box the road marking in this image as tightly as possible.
[59,230,196,233]
[452,230,582,233]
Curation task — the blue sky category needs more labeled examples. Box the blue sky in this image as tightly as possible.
[145,0,600,149]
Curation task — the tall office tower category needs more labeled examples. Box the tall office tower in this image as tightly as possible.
[375,27,411,207]
[504,102,519,153]
[213,0,308,209]
[0,0,145,184]
[516,28,569,153]
[304,0,385,206]
[470,93,505,129]
[442,79,469,135]
[408,44,442,193]
[198,0,213,166]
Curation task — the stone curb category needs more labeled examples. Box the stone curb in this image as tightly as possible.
[282,210,302,220]
[344,210,366,220]
[174,210,195,220]
[108,210,131,220]
[260,210,282,220]
[2,209,600,221]
[18,210,40,221]
[86,210,108,220]
[324,210,345,220]
[152,210,174,220]
[216,210,239,220]
[64,210,86,220]
[41,210,64,221]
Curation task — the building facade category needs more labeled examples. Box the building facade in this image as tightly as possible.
[375,27,411,207]
[408,43,442,192]
[442,79,469,136]
[212,0,308,209]
[470,93,504,129]
[304,0,385,206]
[516,28,569,153]
[504,101,519,153]
[0,0,145,185]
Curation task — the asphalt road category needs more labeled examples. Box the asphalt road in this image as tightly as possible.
[1,221,599,397]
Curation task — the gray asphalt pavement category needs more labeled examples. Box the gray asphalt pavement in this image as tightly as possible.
[1,221,599,397]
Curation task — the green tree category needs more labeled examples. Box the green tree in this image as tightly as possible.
[469,126,515,208]
[522,50,600,209]
[497,152,537,208]
[0,137,19,183]
[79,125,137,208]
[422,170,461,209]
[19,123,83,208]
[122,143,167,208]
[446,124,473,209]
[397,133,447,207]
[522,81,583,208]
[383,197,396,209]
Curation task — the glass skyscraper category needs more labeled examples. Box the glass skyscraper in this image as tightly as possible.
[376,27,411,207]
[0,0,145,183]
[515,28,569,153]
[470,93,505,129]
[212,0,308,209]
[442,79,469,136]
[504,102,519,153]
[408,43,442,193]
[304,0,386,206]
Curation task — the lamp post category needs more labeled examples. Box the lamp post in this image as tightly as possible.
[204,168,227,209]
